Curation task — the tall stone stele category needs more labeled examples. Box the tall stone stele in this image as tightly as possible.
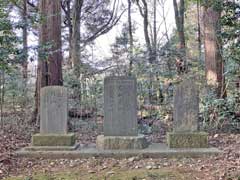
[96,76,148,150]
[31,86,76,149]
[167,79,208,148]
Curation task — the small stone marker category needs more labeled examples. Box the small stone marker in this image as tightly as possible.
[167,79,208,148]
[40,86,68,134]
[97,76,148,150]
[173,79,199,132]
[104,76,138,136]
[31,86,76,148]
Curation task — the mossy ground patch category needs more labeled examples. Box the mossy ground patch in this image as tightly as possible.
[5,168,199,180]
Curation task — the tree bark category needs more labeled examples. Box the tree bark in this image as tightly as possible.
[153,0,157,62]
[0,70,5,128]
[128,0,134,75]
[22,0,28,79]
[61,0,72,66]
[173,0,186,73]
[136,0,154,103]
[197,0,202,63]
[39,0,63,86]
[203,5,226,98]
[136,0,153,63]
[71,0,84,76]
[33,0,63,123]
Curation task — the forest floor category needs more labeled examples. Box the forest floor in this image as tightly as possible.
[0,111,239,180]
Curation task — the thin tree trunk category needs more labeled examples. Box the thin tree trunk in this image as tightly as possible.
[128,0,134,75]
[61,0,73,67]
[136,0,153,63]
[71,0,84,75]
[197,0,202,63]
[173,0,186,73]
[22,0,28,79]
[136,0,154,103]
[66,0,72,66]
[153,0,157,62]
[160,0,170,41]
[0,70,5,128]
[71,0,84,106]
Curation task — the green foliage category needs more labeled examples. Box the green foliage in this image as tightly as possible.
[0,0,20,72]
[108,23,138,75]
[221,1,240,65]
[4,69,31,107]
[63,68,103,112]
[204,0,223,10]
[201,90,240,132]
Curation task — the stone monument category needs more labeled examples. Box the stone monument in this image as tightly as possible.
[31,86,76,149]
[167,79,208,148]
[96,76,148,150]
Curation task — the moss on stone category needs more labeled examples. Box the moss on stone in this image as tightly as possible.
[32,133,75,146]
[167,132,208,148]
[96,135,149,150]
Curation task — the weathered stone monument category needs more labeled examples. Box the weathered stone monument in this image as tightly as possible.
[167,79,208,148]
[96,76,148,150]
[17,80,221,158]
[31,86,76,149]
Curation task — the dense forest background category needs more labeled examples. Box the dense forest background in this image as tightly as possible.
[0,0,240,179]
[0,0,239,132]
[0,0,240,130]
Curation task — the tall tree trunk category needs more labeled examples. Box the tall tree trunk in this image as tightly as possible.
[136,0,153,63]
[70,0,84,106]
[33,0,63,123]
[128,0,133,75]
[66,0,72,66]
[0,70,5,128]
[153,0,157,62]
[136,0,154,104]
[71,0,84,75]
[39,0,63,86]
[22,0,28,79]
[203,5,225,98]
[61,0,72,67]
[197,0,202,63]
[173,0,186,73]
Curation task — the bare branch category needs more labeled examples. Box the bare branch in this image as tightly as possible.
[83,8,126,45]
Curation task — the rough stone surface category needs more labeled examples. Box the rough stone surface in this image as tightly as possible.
[167,79,210,148]
[24,144,79,151]
[173,79,199,132]
[40,86,68,134]
[96,135,148,150]
[104,76,138,136]
[16,143,222,159]
[32,133,75,146]
[167,132,208,148]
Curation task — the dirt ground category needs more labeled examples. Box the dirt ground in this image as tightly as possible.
[0,112,239,180]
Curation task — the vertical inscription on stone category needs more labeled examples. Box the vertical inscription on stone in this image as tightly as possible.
[173,79,199,132]
[104,76,138,136]
[40,86,68,134]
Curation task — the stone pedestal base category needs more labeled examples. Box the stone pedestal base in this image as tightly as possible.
[96,134,148,150]
[167,132,208,148]
[32,133,76,146]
